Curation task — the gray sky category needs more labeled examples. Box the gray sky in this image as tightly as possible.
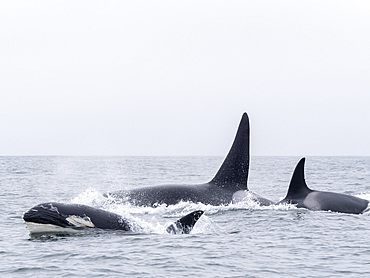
[1,1,369,156]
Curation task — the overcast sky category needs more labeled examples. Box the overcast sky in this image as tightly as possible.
[1,1,369,156]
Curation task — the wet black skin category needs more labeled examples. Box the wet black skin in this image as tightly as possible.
[279,158,369,214]
[23,202,131,230]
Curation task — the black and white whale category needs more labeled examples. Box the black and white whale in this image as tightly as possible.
[105,113,273,207]
[23,202,204,234]
[279,158,369,214]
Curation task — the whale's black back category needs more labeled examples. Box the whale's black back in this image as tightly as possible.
[281,158,369,214]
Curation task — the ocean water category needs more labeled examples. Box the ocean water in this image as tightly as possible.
[1,156,370,277]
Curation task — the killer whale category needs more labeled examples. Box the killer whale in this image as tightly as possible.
[105,113,273,206]
[23,202,204,235]
[279,158,369,214]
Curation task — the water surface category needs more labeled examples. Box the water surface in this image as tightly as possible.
[1,156,369,277]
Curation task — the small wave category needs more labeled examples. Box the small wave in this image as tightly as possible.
[13,171,28,175]
[13,267,45,273]
[362,203,370,214]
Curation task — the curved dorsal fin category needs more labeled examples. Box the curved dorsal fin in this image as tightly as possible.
[211,113,250,189]
[285,157,312,199]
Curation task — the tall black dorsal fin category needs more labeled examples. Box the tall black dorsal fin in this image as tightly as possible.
[166,210,204,234]
[285,158,312,199]
[211,113,250,189]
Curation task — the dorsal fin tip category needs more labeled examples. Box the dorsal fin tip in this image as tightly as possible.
[211,112,250,190]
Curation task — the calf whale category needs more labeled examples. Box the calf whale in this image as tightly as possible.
[105,113,273,206]
[23,202,204,235]
[279,158,369,214]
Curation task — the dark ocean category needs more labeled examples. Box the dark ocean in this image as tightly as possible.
[1,156,369,277]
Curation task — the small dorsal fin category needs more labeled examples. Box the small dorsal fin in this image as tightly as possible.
[285,158,312,199]
[166,210,204,234]
[211,113,250,189]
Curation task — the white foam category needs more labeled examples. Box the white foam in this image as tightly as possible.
[355,192,370,201]
[191,215,219,234]
[70,188,289,217]
[67,187,317,235]
[71,188,107,207]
